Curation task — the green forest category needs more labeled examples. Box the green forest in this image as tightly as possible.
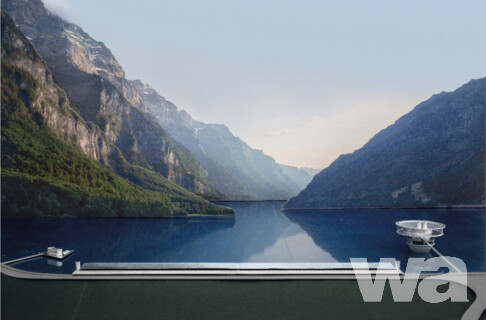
[1,59,233,217]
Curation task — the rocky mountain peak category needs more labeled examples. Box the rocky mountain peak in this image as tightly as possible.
[2,0,144,109]
[3,0,313,200]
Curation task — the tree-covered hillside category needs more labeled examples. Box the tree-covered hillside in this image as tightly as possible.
[1,10,233,218]
[1,59,232,217]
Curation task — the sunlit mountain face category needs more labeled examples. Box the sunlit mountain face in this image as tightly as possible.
[2,0,313,202]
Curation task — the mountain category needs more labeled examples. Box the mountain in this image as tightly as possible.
[130,79,305,200]
[278,164,318,190]
[300,167,320,177]
[1,9,233,217]
[3,0,307,200]
[284,78,486,209]
[2,0,216,196]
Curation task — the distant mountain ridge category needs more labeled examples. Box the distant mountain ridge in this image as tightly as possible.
[129,78,305,200]
[3,0,308,200]
[278,165,318,190]
[284,78,486,209]
[130,75,306,201]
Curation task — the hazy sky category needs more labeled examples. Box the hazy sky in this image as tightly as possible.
[43,0,485,169]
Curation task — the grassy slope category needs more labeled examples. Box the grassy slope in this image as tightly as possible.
[1,59,233,217]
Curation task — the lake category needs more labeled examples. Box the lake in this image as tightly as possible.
[1,201,485,274]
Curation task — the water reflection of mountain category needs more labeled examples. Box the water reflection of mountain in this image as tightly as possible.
[282,209,402,263]
[187,201,301,262]
[1,202,301,269]
[282,208,486,271]
[3,205,484,273]
[1,217,235,270]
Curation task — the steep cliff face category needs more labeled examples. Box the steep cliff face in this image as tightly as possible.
[1,9,109,164]
[3,0,311,200]
[1,10,233,217]
[130,79,304,200]
[2,0,143,110]
[284,78,486,209]
[3,0,210,194]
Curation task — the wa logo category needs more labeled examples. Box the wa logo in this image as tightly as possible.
[351,257,468,303]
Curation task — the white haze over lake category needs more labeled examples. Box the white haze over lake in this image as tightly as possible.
[42,0,486,169]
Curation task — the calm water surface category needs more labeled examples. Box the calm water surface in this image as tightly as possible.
[2,201,485,273]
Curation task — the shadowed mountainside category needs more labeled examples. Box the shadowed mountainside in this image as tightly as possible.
[284,78,486,209]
